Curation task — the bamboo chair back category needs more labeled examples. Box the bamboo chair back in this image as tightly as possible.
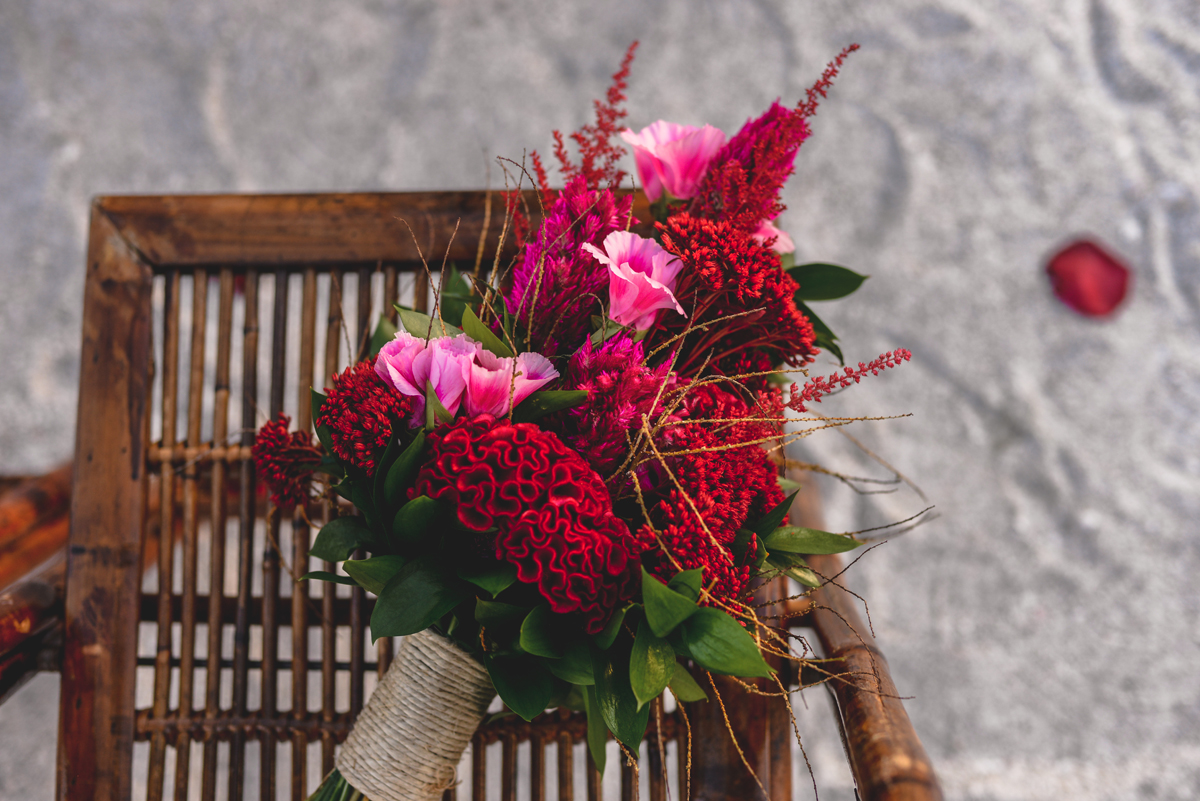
[64,192,939,801]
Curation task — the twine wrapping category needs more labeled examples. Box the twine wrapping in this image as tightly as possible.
[336,630,496,801]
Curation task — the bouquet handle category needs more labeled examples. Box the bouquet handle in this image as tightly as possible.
[336,630,496,801]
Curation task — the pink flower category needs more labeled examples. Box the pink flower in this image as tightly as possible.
[620,121,726,202]
[376,332,480,423]
[583,231,685,330]
[751,218,795,254]
[463,350,560,418]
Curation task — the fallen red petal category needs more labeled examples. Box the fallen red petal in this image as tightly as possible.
[1046,239,1130,317]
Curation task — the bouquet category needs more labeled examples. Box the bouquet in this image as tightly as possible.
[255,41,912,801]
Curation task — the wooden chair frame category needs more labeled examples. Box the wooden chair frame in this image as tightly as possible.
[48,191,941,801]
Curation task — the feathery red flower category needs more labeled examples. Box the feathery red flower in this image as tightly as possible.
[414,415,647,633]
[317,356,413,473]
[788,349,912,412]
[252,413,322,509]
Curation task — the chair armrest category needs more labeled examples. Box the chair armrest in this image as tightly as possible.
[0,558,64,705]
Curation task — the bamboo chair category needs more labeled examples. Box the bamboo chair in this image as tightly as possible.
[2,191,941,801]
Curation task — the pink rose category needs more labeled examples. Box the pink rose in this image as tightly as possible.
[620,121,726,202]
[583,231,685,331]
[751,218,795,254]
[463,350,559,418]
[376,332,480,423]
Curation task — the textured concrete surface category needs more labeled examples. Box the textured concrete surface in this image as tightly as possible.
[3,1,1200,799]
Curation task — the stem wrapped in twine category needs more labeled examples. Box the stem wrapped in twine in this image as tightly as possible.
[336,630,496,801]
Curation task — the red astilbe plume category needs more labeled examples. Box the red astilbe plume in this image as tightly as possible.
[414,415,648,634]
[504,176,633,356]
[655,213,817,378]
[545,41,638,191]
[788,349,912,412]
[691,44,859,235]
[253,413,322,509]
[316,356,413,473]
[560,334,677,478]
[641,385,785,605]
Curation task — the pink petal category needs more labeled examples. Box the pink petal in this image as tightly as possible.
[1046,240,1130,317]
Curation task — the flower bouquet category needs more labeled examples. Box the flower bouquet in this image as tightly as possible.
[257,42,912,801]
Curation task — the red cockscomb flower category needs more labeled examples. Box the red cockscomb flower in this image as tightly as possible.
[317,356,413,474]
[414,415,647,633]
[253,413,322,509]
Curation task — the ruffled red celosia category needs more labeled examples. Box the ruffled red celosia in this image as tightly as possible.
[655,213,817,378]
[413,416,647,633]
[317,356,413,474]
[252,413,322,509]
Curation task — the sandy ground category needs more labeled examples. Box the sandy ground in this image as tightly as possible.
[3,1,1200,799]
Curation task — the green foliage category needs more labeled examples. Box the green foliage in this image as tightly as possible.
[369,315,399,357]
[592,634,651,747]
[788,263,868,301]
[485,654,556,722]
[511,390,589,423]
[425,380,454,429]
[457,560,518,598]
[298,571,357,587]
[460,306,514,358]
[520,605,566,659]
[370,555,471,640]
[391,495,440,549]
[763,526,862,555]
[765,552,822,588]
[795,300,844,365]
[629,618,675,709]
[666,568,703,602]
[383,430,425,510]
[641,567,698,637]
[584,686,609,773]
[474,598,529,628]
[680,607,774,678]
[309,516,373,562]
[396,304,465,340]
[591,605,627,651]
[547,640,595,685]
[667,662,708,703]
[751,490,799,539]
[341,555,406,595]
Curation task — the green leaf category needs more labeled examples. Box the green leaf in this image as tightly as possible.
[396,305,464,340]
[460,306,514,358]
[732,528,757,568]
[341,555,406,595]
[584,685,609,774]
[370,555,471,639]
[766,553,822,588]
[511,390,589,423]
[777,475,802,494]
[299,570,357,587]
[795,301,844,366]
[592,605,627,651]
[763,526,863,555]
[425,380,454,429]
[547,640,594,685]
[668,662,708,703]
[778,252,796,271]
[458,561,518,598]
[666,568,703,603]
[750,490,799,539]
[521,605,565,659]
[372,435,403,516]
[475,598,530,628]
[311,389,328,422]
[789,263,868,301]
[369,315,399,357]
[485,654,553,722]
[630,618,675,709]
[681,607,774,678]
[391,495,440,549]
[309,516,374,562]
[334,477,376,530]
[592,635,651,747]
[642,567,697,637]
[383,429,425,510]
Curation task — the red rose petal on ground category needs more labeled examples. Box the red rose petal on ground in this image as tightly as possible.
[1046,240,1130,317]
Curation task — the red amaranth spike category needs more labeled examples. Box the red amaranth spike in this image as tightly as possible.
[788,349,912,412]
[1046,239,1130,317]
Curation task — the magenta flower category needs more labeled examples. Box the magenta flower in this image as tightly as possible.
[376,332,480,424]
[751,218,795,254]
[463,350,559,418]
[583,231,686,331]
[620,121,726,202]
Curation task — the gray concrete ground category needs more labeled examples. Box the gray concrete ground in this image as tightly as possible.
[3,1,1200,799]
